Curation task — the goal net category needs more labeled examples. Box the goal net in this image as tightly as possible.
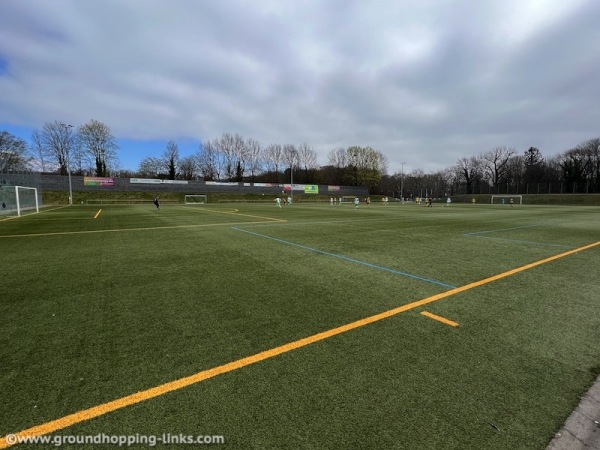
[0,186,40,216]
[184,194,208,205]
[340,196,358,203]
[491,195,522,205]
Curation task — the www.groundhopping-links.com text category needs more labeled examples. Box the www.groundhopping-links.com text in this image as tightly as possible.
[4,433,225,447]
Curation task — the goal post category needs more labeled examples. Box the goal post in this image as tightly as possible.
[0,186,39,216]
[184,194,208,205]
[340,196,357,203]
[491,195,522,205]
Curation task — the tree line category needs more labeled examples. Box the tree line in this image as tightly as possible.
[135,133,389,192]
[379,140,600,198]
[1,118,599,195]
[1,120,118,177]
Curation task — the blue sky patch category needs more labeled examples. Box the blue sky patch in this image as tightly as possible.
[0,56,9,76]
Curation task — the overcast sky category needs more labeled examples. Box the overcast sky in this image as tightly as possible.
[1,0,599,175]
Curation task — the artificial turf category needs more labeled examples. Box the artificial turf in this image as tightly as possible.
[1,202,599,449]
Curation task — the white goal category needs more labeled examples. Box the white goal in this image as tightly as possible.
[184,194,208,205]
[0,186,40,216]
[340,196,358,203]
[491,195,522,205]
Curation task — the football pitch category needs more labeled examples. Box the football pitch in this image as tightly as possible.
[1,202,599,449]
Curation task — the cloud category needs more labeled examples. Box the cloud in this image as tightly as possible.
[1,0,599,173]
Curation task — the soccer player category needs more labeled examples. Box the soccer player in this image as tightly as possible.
[153,196,160,209]
[275,197,282,208]
[354,197,359,209]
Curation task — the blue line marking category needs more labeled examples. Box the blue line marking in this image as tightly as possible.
[463,224,541,236]
[466,235,575,249]
[231,227,457,289]
[463,224,575,248]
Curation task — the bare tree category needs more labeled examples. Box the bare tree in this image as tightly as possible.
[179,155,197,180]
[197,139,222,181]
[245,138,263,182]
[376,150,389,176]
[327,147,347,168]
[218,132,246,181]
[38,121,74,175]
[77,119,119,177]
[297,143,318,182]
[556,138,600,192]
[405,169,425,198]
[481,146,516,187]
[442,167,460,196]
[264,144,283,182]
[455,156,484,194]
[282,144,298,167]
[576,138,600,191]
[29,130,49,172]
[138,157,162,177]
[505,155,524,188]
[281,144,299,184]
[163,140,179,179]
[70,137,90,176]
[0,130,30,171]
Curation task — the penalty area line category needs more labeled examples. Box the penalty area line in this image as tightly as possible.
[0,240,598,448]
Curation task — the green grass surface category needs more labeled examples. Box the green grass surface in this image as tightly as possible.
[1,203,599,449]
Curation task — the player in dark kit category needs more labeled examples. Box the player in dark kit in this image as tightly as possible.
[153,197,160,209]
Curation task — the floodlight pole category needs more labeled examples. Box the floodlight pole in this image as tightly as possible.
[61,124,74,205]
[67,161,73,206]
[290,151,298,204]
[400,162,405,203]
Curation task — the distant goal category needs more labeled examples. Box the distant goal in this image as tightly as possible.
[184,194,208,205]
[0,186,39,216]
[491,195,522,205]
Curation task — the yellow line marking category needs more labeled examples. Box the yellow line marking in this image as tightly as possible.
[0,220,285,239]
[93,209,102,219]
[0,240,598,448]
[421,311,459,327]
